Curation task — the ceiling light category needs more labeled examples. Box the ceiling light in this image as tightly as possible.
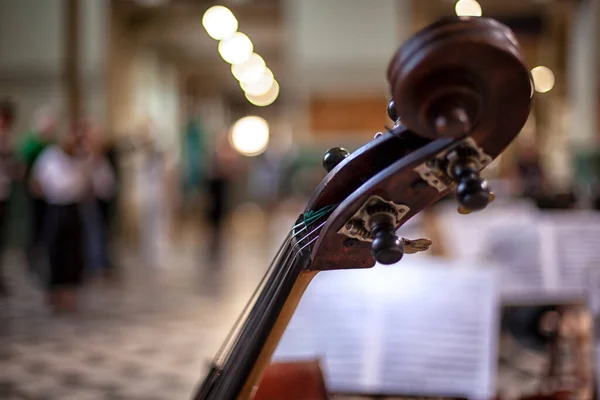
[218,32,253,64]
[202,5,238,40]
[230,116,270,156]
[531,65,555,93]
[455,0,482,17]
[231,53,266,83]
[240,68,274,96]
[245,80,280,107]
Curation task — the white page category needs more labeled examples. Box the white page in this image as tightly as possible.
[474,211,600,302]
[435,199,539,261]
[273,259,499,399]
[586,266,600,400]
[480,223,546,297]
[544,212,600,295]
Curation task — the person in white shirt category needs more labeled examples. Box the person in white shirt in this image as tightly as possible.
[31,126,114,312]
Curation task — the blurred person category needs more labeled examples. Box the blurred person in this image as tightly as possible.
[204,131,241,266]
[516,142,546,200]
[18,106,58,277]
[30,126,114,312]
[182,115,208,200]
[138,120,168,269]
[247,132,294,212]
[98,136,120,275]
[173,114,209,242]
[77,122,116,281]
[0,98,16,295]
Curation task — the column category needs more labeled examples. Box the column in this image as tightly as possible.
[568,0,598,148]
[65,0,81,126]
[567,0,599,204]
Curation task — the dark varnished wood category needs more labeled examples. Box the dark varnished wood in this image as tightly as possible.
[388,17,532,151]
[310,138,455,271]
[305,126,429,212]
[309,16,532,271]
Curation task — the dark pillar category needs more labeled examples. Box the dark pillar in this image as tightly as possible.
[65,0,81,127]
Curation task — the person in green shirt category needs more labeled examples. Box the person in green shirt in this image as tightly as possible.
[19,107,57,173]
[17,106,57,276]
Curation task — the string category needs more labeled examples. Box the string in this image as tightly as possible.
[219,225,324,371]
[303,203,338,226]
[212,231,292,363]
[212,210,333,365]
[290,203,339,230]
[215,220,327,365]
[222,202,338,342]
[204,230,325,399]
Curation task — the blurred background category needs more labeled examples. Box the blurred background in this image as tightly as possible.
[0,0,599,399]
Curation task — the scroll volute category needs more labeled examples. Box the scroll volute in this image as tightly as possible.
[305,17,532,272]
[387,17,533,155]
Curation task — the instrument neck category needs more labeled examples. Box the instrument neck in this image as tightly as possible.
[194,226,315,400]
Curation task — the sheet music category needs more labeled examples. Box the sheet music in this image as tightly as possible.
[273,260,499,399]
[472,210,600,301]
[545,213,600,293]
[483,223,545,296]
[435,199,539,261]
[587,267,600,400]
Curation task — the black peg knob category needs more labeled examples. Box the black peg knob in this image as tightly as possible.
[369,213,404,265]
[387,98,398,122]
[372,232,404,265]
[323,147,350,173]
[450,156,491,212]
[456,173,490,211]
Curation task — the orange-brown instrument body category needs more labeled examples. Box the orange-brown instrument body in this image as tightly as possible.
[252,360,328,400]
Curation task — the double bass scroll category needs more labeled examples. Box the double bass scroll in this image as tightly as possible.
[193,16,533,400]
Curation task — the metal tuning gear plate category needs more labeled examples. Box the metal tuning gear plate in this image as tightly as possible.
[337,195,431,254]
[413,137,492,192]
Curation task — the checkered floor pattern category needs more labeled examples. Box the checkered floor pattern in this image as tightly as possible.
[0,248,238,400]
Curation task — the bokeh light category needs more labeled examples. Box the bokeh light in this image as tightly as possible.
[240,68,274,96]
[455,0,482,17]
[231,53,266,83]
[202,5,238,40]
[245,80,280,107]
[531,65,555,93]
[218,32,253,64]
[230,116,270,156]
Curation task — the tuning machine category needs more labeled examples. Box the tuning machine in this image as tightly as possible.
[338,195,432,265]
[413,137,495,214]
[447,146,492,212]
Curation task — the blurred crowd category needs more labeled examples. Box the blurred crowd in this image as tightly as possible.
[0,96,313,315]
[0,98,117,313]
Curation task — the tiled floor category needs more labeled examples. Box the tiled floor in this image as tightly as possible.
[4,203,595,399]
[1,212,292,400]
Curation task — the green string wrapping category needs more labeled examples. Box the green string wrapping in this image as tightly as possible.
[303,203,338,226]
